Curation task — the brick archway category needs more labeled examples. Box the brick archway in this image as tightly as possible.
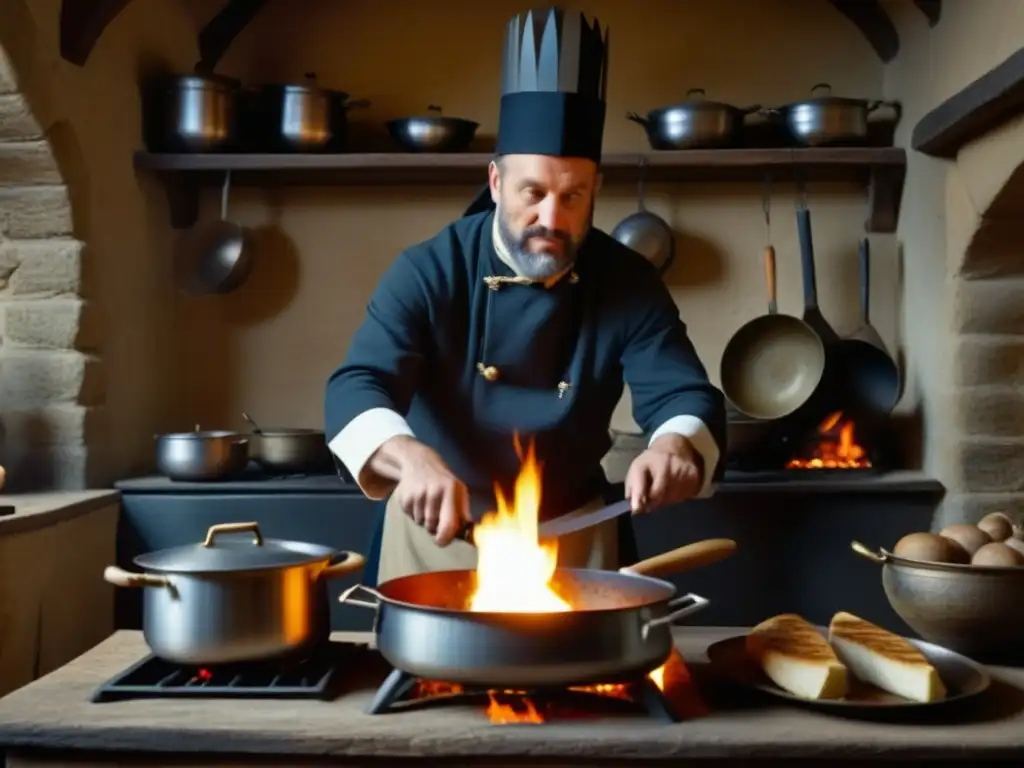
[936,120,1024,527]
[0,17,99,492]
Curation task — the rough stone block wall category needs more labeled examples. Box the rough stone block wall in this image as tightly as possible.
[937,214,1024,528]
[0,49,101,491]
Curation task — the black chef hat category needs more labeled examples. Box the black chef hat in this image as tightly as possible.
[463,6,610,218]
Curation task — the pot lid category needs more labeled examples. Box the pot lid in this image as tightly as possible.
[786,83,867,108]
[668,88,737,111]
[133,522,336,573]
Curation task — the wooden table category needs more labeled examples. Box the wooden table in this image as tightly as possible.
[1,627,1023,767]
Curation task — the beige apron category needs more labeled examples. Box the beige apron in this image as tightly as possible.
[377,493,620,583]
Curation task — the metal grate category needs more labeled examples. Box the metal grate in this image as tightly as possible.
[90,642,364,702]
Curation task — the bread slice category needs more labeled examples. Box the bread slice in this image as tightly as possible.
[746,614,849,699]
[828,611,946,703]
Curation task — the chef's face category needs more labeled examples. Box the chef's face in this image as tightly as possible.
[490,154,601,280]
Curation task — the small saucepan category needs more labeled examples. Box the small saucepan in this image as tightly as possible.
[104,522,366,665]
[627,89,761,150]
[242,412,332,474]
[154,426,249,481]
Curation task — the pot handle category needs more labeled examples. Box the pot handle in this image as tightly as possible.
[103,565,169,589]
[641,593,709,640]
[867,99,903,122]
[811,82,833,96]
[625,111,650,128]
[338,583,383,610]
[850,540,886,564]
[203,521,263,547]
[621,538,736,579]
[318,552,367,581]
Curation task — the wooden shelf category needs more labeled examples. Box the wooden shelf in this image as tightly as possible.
[133,147,906,232]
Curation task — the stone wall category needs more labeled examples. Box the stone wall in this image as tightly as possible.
[0,47,100,491]
[932,127,1024,530]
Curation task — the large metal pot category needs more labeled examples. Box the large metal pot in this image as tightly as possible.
[104,522,366,665]
[627,89,760,150]
[242,413,332,474]
[142,72,239,153]
[155,427,249,481]
[386,105,479,152]
[851,541,1024,662]
[768,84,902,147]
[339,538,735,687]
[250,73,369,152]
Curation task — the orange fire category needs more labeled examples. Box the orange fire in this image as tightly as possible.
[426,439,673,723]
[786,411,872,470]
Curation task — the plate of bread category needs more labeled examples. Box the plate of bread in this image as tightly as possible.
[707,611,990,709]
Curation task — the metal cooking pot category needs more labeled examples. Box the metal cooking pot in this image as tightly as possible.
[609,163,675,274]
[142,71,240,153]
[627,89,760,150]
[768,83,902,147]
[251,73,370,152]
[103,522,366,665]
[340,538,735,687]
[386,105,479,152]
[155,427,248,481]
[851,541,1024,662]
[242,413,332,474]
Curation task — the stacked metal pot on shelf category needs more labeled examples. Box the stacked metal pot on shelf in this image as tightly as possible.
[627,84,902,149]
[142,68,480,154]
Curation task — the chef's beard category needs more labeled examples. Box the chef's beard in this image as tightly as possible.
[496,204,591,281]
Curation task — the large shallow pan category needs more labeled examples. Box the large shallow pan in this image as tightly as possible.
[242,412,332,474]
[339,538,736,687]
[721,246,825,419]
[104,522,366,665]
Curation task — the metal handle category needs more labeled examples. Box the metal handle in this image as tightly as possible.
[203,521,263,548]
[859,237,871,324]
[318,552,367,580]
[338,583,383,610]
[850,540,886,564]
[810,83,832,96]
[625,111,649,128]
[103,565,169,589]
[685,88,706,100]
[220,171,231,221]
[796,208,818,309]
[427,104,443,114]
[641,593,709,640]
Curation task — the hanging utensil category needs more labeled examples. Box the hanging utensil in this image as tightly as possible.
[609,158,675,275]
[835,238,900,418]
[176,170,253,294]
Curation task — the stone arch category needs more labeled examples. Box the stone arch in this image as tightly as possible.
[936,117,1024,528]
[0,1,101,492]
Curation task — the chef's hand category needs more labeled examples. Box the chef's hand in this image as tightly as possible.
[373,436,471,546]
[624,433,703,513]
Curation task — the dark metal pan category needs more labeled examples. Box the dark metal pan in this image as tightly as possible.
[836,238,900,417]
[720,246,825,420]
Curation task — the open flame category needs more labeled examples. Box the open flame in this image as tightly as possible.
[438,438,673,723]
[786,411,872,470]
[469,440,570,613]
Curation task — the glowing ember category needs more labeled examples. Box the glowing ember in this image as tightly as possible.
[468,441,570,613]
[786,411,872,470]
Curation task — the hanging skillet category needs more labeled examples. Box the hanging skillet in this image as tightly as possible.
[610,159,675,275]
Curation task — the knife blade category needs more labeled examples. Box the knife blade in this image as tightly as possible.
[454,499,632,547]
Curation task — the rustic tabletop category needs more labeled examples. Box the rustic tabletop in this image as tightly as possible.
[0,627,1022,764]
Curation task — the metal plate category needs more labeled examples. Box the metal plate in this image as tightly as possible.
[707,632,991,712]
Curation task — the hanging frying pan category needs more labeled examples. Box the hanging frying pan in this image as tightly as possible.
[720,246,825,420]
[835,238,900,417]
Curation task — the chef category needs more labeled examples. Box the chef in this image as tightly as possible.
[325,6,726,585]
